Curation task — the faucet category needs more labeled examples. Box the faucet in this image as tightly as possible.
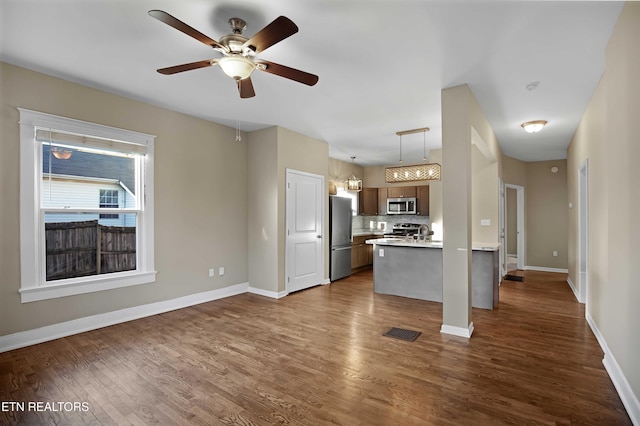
[418,224,433,241]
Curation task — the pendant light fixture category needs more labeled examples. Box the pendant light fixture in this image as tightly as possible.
[385,127,441,182]
[346,156,363,192]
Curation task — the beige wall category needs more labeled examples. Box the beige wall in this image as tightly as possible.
[0,62,249,336]
[248,126,329,294]
[440,84,502,333]
[525,160,568,269]
[502,155,527,187]
[248,127,279,294]
[329,157,364,190]
[567,1,640,406]
[471,143,499,244]
[441,84,474,331]
[276,127,329,291]
[502,155,568,270]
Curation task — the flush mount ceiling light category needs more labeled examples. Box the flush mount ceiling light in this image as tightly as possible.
[346,156,362,192]
[521,120,547,133]
[385,127,441,183]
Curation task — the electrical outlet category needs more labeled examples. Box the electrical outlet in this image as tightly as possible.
[218,267,225,276]
[208,268,215,277]
[379,248,384,257]
[553,251,558,257]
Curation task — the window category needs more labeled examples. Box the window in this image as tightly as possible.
[19,108,156,302]
[99,189,119,219]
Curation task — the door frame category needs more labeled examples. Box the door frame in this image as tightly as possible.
[285,168,326,294]
[504,183,525,271]
[578,159,589,304]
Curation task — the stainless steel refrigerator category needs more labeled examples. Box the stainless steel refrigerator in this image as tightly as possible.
[329,195,353,281]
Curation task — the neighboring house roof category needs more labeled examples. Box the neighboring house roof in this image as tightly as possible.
[42,145,135,193]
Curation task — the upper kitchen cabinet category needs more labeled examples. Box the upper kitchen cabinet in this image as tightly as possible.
[358,187,379,215]
[378,188,388,215]
[387,186,417,198]
[417,185,430,216]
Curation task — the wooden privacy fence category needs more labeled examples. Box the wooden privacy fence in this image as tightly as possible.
[45,220,136,281]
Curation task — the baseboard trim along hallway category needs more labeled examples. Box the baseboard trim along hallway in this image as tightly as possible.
[586,311,640,425]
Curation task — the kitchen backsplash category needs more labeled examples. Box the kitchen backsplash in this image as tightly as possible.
[353,215,430,234]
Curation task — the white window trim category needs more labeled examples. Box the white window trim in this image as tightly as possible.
[18,108,156,303]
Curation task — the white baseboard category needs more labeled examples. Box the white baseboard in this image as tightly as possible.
[249,279,330,299]
[566,276,581,302]
[248,286,287,299]
[440,322,474,339]
[0,282,249,354]
[525,265,569,273]
[586,311,639,425]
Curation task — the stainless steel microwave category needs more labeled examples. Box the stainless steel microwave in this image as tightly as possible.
[387,197,417,215]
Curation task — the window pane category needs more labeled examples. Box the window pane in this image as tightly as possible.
[99,189,119,219]
[44,213,137,281]
[41,144,136,209]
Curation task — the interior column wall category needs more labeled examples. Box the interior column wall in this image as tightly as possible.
[441,85,473,334]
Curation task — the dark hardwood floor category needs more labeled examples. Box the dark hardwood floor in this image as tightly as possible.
[0,270,631,425]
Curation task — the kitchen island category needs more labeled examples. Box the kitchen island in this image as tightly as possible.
[365,238,500,309]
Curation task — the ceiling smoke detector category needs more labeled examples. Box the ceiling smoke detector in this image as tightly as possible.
[525,81,540,91]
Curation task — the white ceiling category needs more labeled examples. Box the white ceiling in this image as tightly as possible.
[0,1,623,166]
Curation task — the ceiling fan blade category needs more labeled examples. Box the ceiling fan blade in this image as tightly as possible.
[241,16,298,54]
[256,60,319,86]
[149,10,225,50]
[237,77,256,98]
[157,60,214,75]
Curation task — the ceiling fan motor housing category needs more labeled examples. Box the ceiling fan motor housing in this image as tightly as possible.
[228,17,247,34]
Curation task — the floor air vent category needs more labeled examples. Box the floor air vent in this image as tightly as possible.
[383,327,421,342]
[505,274,525,282]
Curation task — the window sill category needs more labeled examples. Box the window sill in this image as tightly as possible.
[19,271,157,303]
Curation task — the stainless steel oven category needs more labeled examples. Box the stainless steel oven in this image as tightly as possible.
[387,197,417,215]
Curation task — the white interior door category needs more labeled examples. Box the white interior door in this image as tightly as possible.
[286,169,324,293]
[505,184,526,271]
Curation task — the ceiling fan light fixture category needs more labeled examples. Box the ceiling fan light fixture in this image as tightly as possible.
[218,55,255,80]
[51,147,72,160]
[521,120,547,133]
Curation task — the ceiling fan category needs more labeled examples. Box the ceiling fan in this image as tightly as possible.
[148,10,319,98]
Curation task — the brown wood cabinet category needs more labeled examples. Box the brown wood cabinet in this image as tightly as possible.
[417,185,430,216]
[351,235,371,270]
[358,188,379,215]
[378,188,388,215]
[387,186,417,198]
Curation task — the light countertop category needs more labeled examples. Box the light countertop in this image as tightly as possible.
[353,230,386,237]
[365,238,500,252]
